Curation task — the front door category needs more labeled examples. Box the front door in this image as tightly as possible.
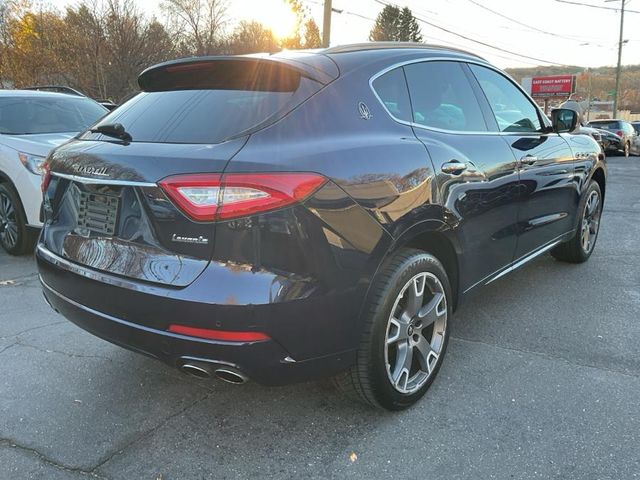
[467,64,576,260]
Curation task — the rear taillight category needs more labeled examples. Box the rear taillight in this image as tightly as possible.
[168,324,270,342]
[616,130,624,137]
[41,161,51,193]
[159,172,326,222]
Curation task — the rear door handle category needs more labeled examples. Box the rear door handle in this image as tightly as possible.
[441,160,467,175]
[520,155,538,165]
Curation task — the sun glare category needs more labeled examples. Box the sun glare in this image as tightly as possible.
[255,0,299,40]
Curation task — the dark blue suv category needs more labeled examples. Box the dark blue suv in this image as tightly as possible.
[38,44,605,410]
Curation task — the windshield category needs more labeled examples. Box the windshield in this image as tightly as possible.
[0,96,107,135]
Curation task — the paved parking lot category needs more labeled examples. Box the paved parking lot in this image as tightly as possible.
[1,156,639,479]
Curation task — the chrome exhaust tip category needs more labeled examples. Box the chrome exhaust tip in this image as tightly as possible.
[180,363,212,379]
[214,368,248,385]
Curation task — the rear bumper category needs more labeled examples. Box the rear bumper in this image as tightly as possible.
[37,245,356,385]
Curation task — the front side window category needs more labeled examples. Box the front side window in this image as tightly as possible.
[403,61,487,132]
[469,64,542,133]
[371,68,412,122]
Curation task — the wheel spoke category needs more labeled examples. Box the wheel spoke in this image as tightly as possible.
[581,226,590,251]
[387,317,408,345]
[404,274,426,317]
[5,223,17,246]
[415,339,437,373]
[417,292,445,327]
[391,343,413,389]
[587,193,599,216]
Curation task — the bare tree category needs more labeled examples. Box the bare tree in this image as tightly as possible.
[161,0,228,56]
[229,20,276,54]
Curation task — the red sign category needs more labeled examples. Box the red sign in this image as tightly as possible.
[531,75,575,98]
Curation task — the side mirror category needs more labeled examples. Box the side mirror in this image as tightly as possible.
[551,108,578,133]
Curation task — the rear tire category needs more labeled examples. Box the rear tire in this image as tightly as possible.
[0,183,37,255]
[334,249,451,410]
[551,181,602,263]
[624,141,630,157]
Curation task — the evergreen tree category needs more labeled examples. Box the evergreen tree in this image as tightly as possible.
[369,5,401,41]
[369,5,423,42]
[399,7,422,42]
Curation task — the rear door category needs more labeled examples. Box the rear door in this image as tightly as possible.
[468,63,576,260]
[400,60,521,291]
[42,59,327,287]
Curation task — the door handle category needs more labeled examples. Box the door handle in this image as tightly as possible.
[520,155,538,165]
[441,160,467,175]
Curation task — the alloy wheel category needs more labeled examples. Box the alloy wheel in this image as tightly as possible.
[581,190,601,254]
[385,272,447,394]
[0,191,19,250]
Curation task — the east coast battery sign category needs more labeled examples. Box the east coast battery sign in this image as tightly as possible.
[530,75,576,98]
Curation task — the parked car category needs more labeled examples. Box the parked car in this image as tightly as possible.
[37,44,606,410]
[576,125,603,149]
[632,122,640,154]
[595,128,624,155]
[587,119,639,156]
[0,90,107,254]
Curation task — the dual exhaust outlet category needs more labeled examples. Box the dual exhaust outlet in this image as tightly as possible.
[180,361,248,385]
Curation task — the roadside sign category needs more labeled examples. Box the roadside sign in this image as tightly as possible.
[530,75,575,98]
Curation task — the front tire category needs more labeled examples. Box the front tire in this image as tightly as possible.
[551,181,602,263]
[334,249,451,410]
[0,183,37,255]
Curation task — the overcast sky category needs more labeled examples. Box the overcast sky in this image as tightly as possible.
[46,0,640,69]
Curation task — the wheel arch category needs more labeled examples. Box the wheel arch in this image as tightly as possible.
[591,166,606,201]
[367,219,462,313]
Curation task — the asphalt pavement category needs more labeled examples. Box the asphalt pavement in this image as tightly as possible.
[1,156,639,479]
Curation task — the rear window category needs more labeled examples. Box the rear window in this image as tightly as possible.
[588,121,620,130]
[87,61,322,144]
[0,96,107,135]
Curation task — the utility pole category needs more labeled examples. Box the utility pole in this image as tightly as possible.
[612,0,625,118]
[322,0,332,48]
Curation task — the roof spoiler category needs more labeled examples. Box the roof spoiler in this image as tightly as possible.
[138,55,339,92]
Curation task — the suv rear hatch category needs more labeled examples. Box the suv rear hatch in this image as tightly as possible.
[41,56,336,287]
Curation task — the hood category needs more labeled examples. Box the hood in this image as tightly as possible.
[0,132,76,157]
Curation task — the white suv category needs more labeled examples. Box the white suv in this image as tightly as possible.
[0,90,107,254]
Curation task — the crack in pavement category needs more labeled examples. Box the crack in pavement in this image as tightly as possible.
[451,335,640,380]
[0,439,109,479]
[0,343,17,355]
[1,321,67,340]
[15,342,116,362]
[90,392,213,475]
[0,272,39,284]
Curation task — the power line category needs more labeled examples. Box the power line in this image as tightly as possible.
[462,0,603,44]
[554,0,640,13]
[373,0,569,65]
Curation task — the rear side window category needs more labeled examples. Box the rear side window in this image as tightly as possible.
[88,62,322,144]
[372,68,412,122]
[470,64,542,133]
[403,61,487,132]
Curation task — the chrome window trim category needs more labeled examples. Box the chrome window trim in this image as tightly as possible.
[369,56,552,137]
[51,172,157,188]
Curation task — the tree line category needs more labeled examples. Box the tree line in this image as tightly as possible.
[0,0,322,102]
